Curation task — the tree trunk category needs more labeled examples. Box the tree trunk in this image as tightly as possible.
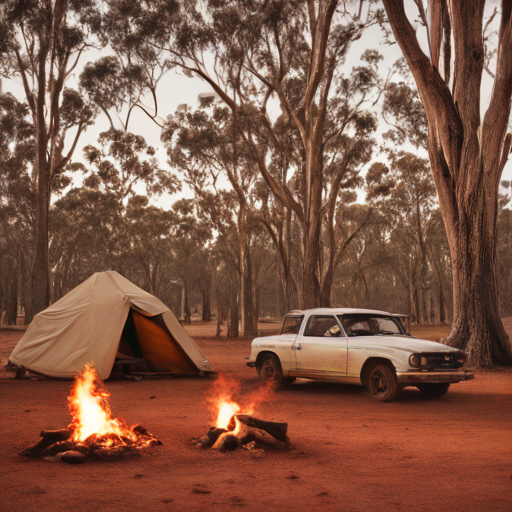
[5,265,17,325]
[182,281,191,325]
[438,283,446,323]
[30,140,50,322]
[261,207,298,313]
[242,244,254,334]
[321,267,334,308]
[201,281,212,321]
[253,284,260,331]
[445,191,512,366]
[407,279,413,329]
[235,199,255,336]
[21,251,31,325]
[412,268,422,324]
[382,0,512,366]
[227,288,239,338]
[300,138,324,309]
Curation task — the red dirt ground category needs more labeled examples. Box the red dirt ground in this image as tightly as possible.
[1,322,511,512]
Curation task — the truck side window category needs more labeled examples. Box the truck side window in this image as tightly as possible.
[281,316,303,335]
[305,316,341,337]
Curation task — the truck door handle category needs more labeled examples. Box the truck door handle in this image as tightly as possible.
[296,343,302,350]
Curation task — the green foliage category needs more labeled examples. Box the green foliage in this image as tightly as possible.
[382,82,428,150]
[83,129,180,199]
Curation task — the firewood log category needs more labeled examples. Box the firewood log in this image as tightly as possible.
[40,429,72,442]
[39,441,78,457]
[201,427,227,448]
[238,427,288,449]
[218,434,238,452]
[234,415,288,442]
[20,429,74,457]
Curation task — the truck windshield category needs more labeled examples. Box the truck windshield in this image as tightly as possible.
[338,314,404,337]
[281,316,303,335]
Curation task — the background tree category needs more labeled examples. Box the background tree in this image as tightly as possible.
[497,181,512,316]
[0,0,99,320]
[108,0,386,309]
[366,153,446,324]
[0,93,35,324]
[164,105,260,334]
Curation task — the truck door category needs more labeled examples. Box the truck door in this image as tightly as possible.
[293,315,347,377]
[277,315,303,373]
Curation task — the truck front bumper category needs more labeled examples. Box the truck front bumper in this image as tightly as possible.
[397,369,474,384]
[245,357,256,368]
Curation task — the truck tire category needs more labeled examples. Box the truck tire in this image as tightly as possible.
[367,364,399,402]
[417,383,450,397]
[257,354,295,387]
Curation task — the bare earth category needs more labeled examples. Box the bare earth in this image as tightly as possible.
[1,322,511,512]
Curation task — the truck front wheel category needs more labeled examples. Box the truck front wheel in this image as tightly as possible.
[367,364,399,402]
[257,354,295,386]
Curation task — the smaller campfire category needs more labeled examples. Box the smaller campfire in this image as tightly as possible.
[20,363,161,463]
[193,375,289,455]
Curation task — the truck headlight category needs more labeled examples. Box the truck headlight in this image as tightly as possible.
[409,353,421,368]
[456,351,467,364]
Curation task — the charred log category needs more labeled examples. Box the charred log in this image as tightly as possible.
[218,434,238,452]
[39,441,78,457]
[201,427,227,448]
[234,415,288,442]
[19,430,71,457]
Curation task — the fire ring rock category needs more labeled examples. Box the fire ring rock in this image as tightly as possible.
[61,451,86,464]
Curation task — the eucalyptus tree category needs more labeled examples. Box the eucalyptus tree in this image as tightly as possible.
[497,182,512,317]
[0,93,35,324]
[194,189,241,336]
[49,187,125,300]
[256,178,302,313]
[163,105,260,334]
[381,0,512,366]
[0,0,102,319]
[170,198,213,325]
[366,153,440,323]
[49,126,180,302]
[105,0,385,309]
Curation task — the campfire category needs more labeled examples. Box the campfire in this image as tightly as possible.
[193,375,289,455]
[20,363,161,463]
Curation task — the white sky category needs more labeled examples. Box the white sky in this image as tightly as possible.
[3,5,511,209]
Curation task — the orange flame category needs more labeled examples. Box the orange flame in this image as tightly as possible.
[68,363,147,447]
[215,402,240,429]
[207,374,275,436]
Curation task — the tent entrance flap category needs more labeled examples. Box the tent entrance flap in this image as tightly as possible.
[130,310,198,375]
[117,310,144,358]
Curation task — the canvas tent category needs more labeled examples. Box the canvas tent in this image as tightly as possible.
[9,271,213,379]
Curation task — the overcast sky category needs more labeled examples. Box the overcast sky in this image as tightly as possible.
[3,3,511,209]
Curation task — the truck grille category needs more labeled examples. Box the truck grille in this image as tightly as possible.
[421,352,465,369]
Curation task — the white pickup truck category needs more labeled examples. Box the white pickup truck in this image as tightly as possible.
[246,308,474,402]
